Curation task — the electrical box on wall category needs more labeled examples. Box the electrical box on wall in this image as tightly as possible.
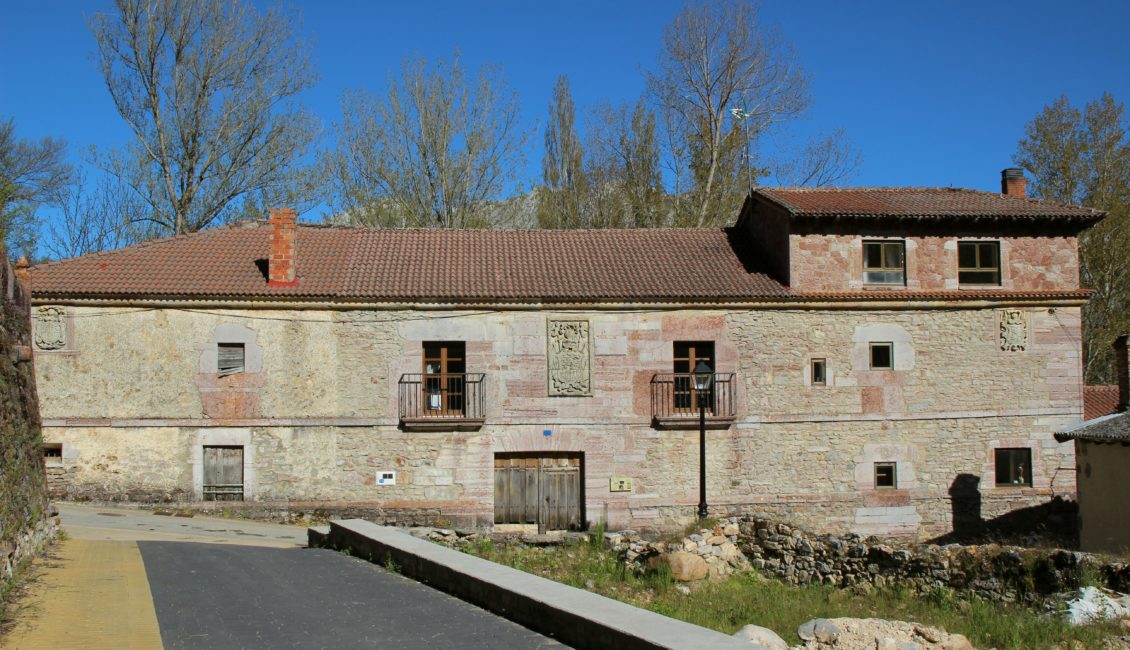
[609,477,633,492]
[377,471,396,486]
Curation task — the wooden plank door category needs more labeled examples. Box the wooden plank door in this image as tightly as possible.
[203,446,244,501]
[494,453,582,531]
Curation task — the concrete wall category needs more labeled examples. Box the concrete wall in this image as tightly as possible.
[33,303,1083,538]
[1075,439,1130,553]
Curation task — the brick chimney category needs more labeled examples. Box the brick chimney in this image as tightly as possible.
[1116,334,1129,412]
[1001,168,1027,197]
[268,208,298,286]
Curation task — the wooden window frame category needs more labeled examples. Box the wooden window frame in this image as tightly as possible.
[217,342,245,376]
[423,341,466,416]
[863,240,906,286]
[869,342,894,370]
[958,240,1002,286]
[994,447,1033,487]
[811,358,827,386]
[874,462,897,489]
[673,341,715,414]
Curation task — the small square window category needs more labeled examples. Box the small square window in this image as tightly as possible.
[995,448,1032,487]
[42,443,63,466]
[958,241,1001,285]
[811,358,826,386]
[869,342,893,370]
[863,240,906,286]
[217,343,245,376]
[874,462,897,489]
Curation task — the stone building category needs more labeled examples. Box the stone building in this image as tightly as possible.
[27,171,1104,538]
[1056,335,1130,553]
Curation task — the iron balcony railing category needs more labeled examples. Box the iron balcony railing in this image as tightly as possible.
[650,372,736,421]
[398,373,485,423]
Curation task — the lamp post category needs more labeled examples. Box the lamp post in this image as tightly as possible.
[692,360,714,519]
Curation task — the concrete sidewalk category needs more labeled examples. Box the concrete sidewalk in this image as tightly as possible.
[3,538,164,649]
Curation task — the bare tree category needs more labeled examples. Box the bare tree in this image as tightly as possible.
[771,128,862,187]
[47,171,154,260]
[539,76,586,229]
[88,0,321,237]
[648,1,808,227]
[0,118,72,257]
[1015,93,1130,384]
[330,53,528,228]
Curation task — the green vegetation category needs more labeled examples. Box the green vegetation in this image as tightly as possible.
[460,538,1122,649]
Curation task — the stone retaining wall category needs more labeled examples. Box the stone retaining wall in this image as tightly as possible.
[617,516,1130,604]
[0,251,55,587]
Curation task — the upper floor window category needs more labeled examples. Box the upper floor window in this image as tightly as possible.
[423,341,466,414]
[217,343,245,376]
[863,240,905,286]
[958,241,1001,285]
[674,341,714,412]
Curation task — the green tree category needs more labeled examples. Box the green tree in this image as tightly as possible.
[585,99,665,227]
[88,0,321,237]
[0,118,72,258]
[539,75,586,229]
[330,53,528,228]
[1015,93,1130,384]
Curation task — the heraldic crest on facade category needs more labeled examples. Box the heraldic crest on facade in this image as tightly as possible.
[34,306,67,350]
[547,319,592,396]
[999,309,1028,352]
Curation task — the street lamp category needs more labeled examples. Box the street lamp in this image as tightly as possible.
[692,360,714,519]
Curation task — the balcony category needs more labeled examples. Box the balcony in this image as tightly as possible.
[650,372,736,430]
[398,373,486,431]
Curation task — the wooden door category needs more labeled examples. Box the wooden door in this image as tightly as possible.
[494,453,582,531]
[203,446,244,501]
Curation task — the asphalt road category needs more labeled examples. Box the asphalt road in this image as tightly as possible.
[138,541,562,649]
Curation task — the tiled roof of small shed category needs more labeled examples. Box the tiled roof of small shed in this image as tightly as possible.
[755,187,1105,221]
[29,223,789,302]
[1055,412,1130,443]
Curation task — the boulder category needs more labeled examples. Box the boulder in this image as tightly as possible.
[666,551,708,582]
[732,624,788,649]
[798,618,841,643]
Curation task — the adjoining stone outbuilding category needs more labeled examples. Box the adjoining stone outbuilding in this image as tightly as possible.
[27,172,1104,539]
[1056,335,1130,553]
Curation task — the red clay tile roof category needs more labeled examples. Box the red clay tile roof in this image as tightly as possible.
[1084,385,1122,421]
[756,187,1105,221]
[29,223,789,303]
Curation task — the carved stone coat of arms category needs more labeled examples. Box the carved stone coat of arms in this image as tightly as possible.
[547,319,592,396]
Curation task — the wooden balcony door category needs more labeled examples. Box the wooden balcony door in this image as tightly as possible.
[673,341,715,414]
[423,341,465,416]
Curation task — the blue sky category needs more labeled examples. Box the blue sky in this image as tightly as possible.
[2,0,1128,212]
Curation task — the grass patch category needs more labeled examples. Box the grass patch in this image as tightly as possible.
[460,539,1123,649]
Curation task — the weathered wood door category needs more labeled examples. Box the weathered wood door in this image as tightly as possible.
[494,453,582,532]
[203,446,244,501]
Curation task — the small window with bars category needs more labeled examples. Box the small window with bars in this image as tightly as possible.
[958,241,1001,285]
[217,343,245,376]
[863,241,906,286]
[42,443,63,466]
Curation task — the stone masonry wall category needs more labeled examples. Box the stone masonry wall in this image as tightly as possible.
[34,303,1082,538]
[0,252,55,586]
[788,233,1080,292]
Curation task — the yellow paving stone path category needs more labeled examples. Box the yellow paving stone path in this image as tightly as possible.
[2,538,164,649]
